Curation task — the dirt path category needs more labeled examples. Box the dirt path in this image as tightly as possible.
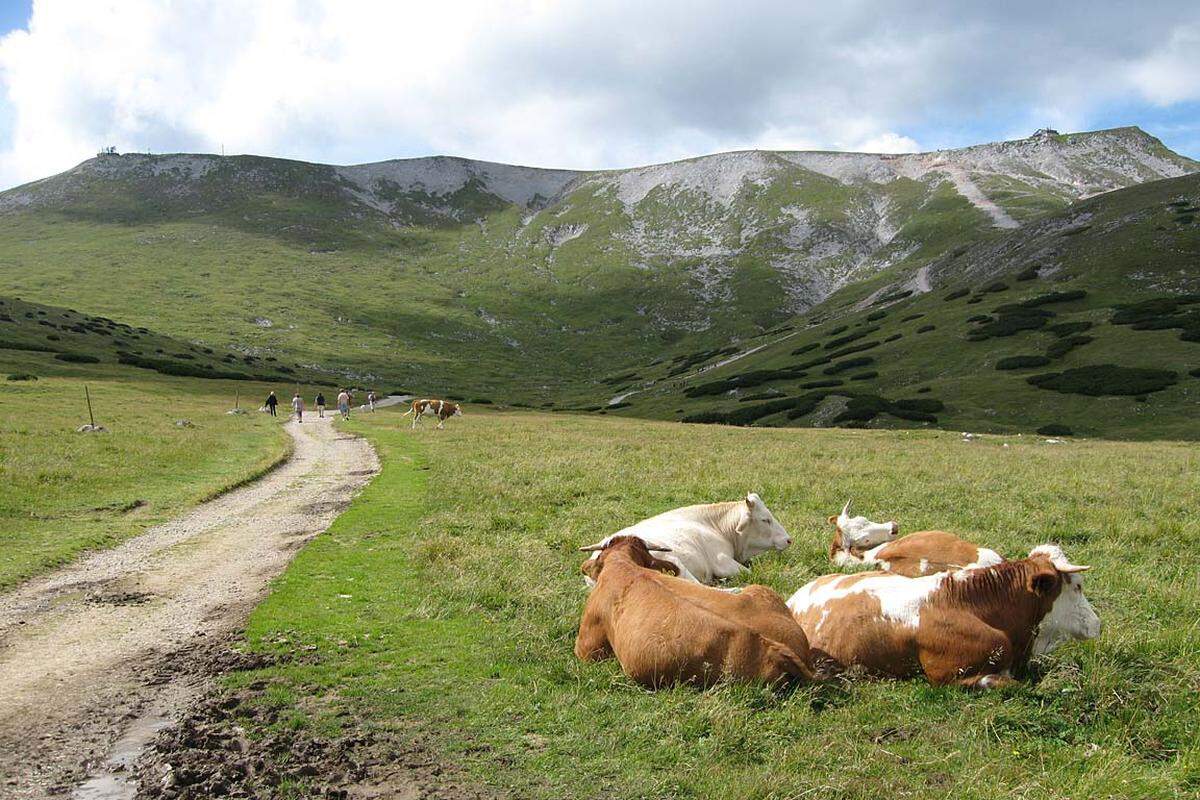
[0,409,387,799]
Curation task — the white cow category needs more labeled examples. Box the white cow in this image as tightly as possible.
[581,493,792,586]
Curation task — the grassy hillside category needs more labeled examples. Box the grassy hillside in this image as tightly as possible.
[207,408,1199,799]
[0,293,341,386]
[0,353,295,588]
[609,174,1200,439]
[0,128,1193,408]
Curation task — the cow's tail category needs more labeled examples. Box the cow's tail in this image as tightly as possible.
[764,638,816,684]
[401,406,414,417]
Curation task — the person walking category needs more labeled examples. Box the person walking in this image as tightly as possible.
[291,392,304,423]
[265,391,278,417]
[336,388,351,420]
[367,390,377,412]
[315,391,326,418]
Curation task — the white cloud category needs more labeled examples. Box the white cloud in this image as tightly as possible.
[853,133,922,155]
[0,0,1197,188]
[1127,24,1200,106]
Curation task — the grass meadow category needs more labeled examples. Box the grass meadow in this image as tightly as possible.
[239,407,1200,799]
[0,354,293,587]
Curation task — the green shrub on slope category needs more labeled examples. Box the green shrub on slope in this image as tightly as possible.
[997,355,1052,370]
[1027,365,1178,396]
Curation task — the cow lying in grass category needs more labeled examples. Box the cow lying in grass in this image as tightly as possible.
[828,501,1002,577]
[580,493,792,586]
[787,545,1100,688]
[575,536,814,688]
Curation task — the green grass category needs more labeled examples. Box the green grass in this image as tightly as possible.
[0,352,294,587]
[233,408,1200,799]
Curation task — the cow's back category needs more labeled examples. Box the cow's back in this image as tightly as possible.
[788,572,930,677]
[613,513,730,584]
[608,573,809,687]
[667,580,812,669]
[875,531,1001,577]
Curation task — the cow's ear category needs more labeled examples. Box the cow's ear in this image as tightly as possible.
[581,557,604,580]
[827,515,838,525]
[1028,569,1058,595]
[648,556,680,577]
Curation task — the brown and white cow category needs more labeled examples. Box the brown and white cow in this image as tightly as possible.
[787,544,1101,688]
[403,398,462,429]
[575,536,814,688]
[827,501,899,557]
[828,502,1002,577]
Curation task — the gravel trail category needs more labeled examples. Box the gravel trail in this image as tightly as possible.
[0,409,388,798]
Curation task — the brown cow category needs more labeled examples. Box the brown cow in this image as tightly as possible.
[575,536,814,688]
[787,544,1101,688]
[828,502,1002,577]
[834,529,1005,577]
[403,398,462,429]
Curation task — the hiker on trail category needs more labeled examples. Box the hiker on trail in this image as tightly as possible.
[337,389,351,420]
[315,392,326,418]
[367,390,377,412]
[265,391,278,417]
[292,393,304,423]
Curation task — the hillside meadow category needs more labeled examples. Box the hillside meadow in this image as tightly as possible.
[237,407,1200,799]
[0,354,298,587]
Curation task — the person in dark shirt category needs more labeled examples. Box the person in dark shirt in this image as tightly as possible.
[315,392,326,418]
[265,391,278,417]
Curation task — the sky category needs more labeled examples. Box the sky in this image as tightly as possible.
[0,0,1198,189]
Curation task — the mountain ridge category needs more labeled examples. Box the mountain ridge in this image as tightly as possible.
[0,125,1196,435]
[7,125,1194,218]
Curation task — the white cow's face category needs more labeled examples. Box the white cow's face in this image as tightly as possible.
[832,501,899,551]
[1030,545,1101,655]
[739,493,792,556]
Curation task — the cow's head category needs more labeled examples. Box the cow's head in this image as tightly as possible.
[735,493,792,557]
[1027,544,1101,655]
[828,500,899,553]
[579,535,678,582]
[454,404,463,417]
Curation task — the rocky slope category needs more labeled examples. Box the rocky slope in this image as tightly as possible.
[614,172,1200,439]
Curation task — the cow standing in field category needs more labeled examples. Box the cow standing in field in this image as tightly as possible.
[575,536,814,688]
[403,398,462,429]
[579,493,792,586]
[787,544,1101,688]
[828,502,1003,577]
